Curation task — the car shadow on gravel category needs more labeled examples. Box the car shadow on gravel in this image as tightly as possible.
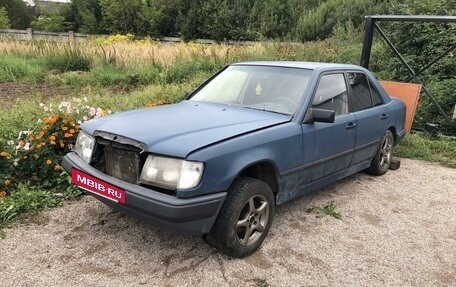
[79,172,363,255]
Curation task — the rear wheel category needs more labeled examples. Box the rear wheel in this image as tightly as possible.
[205,177,275,258]
[366,130,394,175]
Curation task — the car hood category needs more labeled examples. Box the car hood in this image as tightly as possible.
[82,101,291,158]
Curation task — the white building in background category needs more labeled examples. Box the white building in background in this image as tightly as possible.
[23,0,71,13]
[23,0,72,6]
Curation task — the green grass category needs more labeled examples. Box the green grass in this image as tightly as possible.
[0,95,45,139]
[0,184,62,237]
[0,184,61,222]
[306,202,342,219]
[0,38,362,89]
[395,133,456,168]
[0,55,46,83]
[44,48,91,72]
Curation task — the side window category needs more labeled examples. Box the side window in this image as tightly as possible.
[369,80,384,106]
[348,72,372,111]
[312,73,348,116]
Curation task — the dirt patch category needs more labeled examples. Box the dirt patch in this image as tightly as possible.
[0,158,455,286]
[0,83,76,109]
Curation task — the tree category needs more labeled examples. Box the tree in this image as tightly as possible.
[99,0,145,34]
[139,0,180,37]
[378,0,456,133]
[294,0,387,41]
[198,0,234,40]
[0,6,10,28]
[64,0,104,34]
[0,0,35,29]
[176,0,204,40]
[31,2,67,32]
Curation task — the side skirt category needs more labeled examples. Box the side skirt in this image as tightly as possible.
[276,160,371,205]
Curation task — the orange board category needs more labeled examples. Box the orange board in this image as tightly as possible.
[380,81,422,133]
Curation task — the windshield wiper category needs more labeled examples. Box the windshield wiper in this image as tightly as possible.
[243,106,292,116]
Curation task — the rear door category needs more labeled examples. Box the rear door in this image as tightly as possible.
[347,72,388,165]
[300,73,357,185]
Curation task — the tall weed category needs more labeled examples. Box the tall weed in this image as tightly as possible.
[0,55,45,83]
[44,46,91,72]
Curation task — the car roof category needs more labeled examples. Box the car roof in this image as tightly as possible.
[232,61,364,71]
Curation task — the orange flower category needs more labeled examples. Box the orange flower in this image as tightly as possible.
[54,165,61,171]
[44,115,58,124]
[50,115,59,124]
[69,129,75,134]
[19,141,25,148]
[64,133,73,138]
[146,100,170,107]
[63,119,68,124]
[46,159,52,165]
[49,135,56,141]
[0,191,6,198]
[50,140,56,145]
[0,151,7,157]
[62,126,68,131]
[23,155,28,159]
[4,179,11,186]
[59,141,65,148]
[29,136,34,141]
[41,125,48,132]
[70,121,75,127]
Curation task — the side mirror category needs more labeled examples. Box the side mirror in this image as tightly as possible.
[304,108,335,123]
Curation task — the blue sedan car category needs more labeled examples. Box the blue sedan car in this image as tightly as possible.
[63,62,406,257]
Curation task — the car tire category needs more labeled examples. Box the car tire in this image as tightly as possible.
[366,130,394,176]
[205,177,275,258]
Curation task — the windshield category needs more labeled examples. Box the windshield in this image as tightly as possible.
[189,65,313,115]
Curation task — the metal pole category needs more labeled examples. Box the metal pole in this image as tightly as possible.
[360,17,375,69]
[374,23,453,124]
[405,43,456,82]
[368,15,456,23]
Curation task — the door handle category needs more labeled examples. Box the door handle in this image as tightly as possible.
[345,122,357,129]
[380,113,389,120]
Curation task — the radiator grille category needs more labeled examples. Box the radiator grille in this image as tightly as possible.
[104,144,140,184]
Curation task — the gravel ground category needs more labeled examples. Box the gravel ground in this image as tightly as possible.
[1,158,455,287]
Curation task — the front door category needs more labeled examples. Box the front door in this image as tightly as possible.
[300,73,357,186]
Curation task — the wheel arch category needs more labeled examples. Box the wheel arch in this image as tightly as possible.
[235,160,280,197]
[387,126,397,144]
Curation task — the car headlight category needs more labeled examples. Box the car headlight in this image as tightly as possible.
[140,155,204,190]
[74,130,95,163]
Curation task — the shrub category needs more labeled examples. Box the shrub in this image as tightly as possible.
[0,184,61,222]
[413,79,456,134]
[93,34,135,45]
[44,48,91,72]
[0,55,45,83]
[0,97,111,192]
[0,141,13,197]
[0,7,11,29]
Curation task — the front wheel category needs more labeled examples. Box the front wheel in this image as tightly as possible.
[205,177,275,258]
[366,130,394,175]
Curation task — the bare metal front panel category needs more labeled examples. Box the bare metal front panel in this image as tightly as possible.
[104,145,139,184]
